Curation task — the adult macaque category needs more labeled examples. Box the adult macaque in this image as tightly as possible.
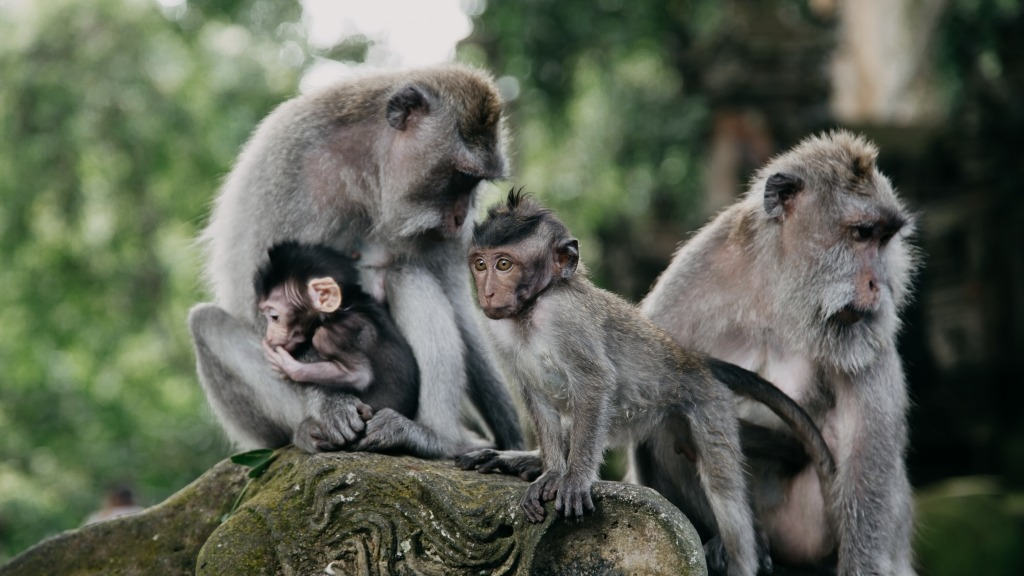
[457,192,835,576]
[634,131,917,575]
[188,64,523,457]
[255,241,419,432]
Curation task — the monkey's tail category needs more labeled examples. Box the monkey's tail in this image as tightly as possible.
[706,357,837,484]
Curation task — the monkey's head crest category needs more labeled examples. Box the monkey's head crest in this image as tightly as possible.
[474,187,555,248]
[254,241,360,301]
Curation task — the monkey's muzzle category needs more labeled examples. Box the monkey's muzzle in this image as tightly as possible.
[832,305,870,325]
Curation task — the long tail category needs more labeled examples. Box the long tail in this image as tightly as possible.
[706,357,837,484]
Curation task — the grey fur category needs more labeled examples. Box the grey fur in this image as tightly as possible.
[458,193,836,576]
[189,64,524,458]
[633,130,918,575]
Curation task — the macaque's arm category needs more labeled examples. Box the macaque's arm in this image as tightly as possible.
[262,340,372,391]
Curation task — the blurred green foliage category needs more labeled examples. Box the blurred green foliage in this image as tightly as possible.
[0,0,303,559]
[915,477,1024,576]
[463,1,725,298]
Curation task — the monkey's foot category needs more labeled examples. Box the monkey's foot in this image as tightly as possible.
[553,475,595,521]
[294,398,372,453]
[351,408,414,453]
[521,471,569,523]
[455,449,543,481]
[704,532,773,576]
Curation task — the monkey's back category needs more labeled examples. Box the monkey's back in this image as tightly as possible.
[319,302,420,419]
[201,64,503,324]
[553,280,732,439]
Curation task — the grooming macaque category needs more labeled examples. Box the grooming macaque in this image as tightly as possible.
[189,64,523,457]
[457,192,835,576]
[634,131,917,575]
[255,241,419,423]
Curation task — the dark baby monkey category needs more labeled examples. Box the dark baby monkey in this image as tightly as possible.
[458,192,835,576]
[255,241,419,441]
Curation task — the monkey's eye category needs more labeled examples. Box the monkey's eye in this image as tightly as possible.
[496,258,512,271]
[473,258,487,272]
[266,310,279,323]
[851,225,874,242]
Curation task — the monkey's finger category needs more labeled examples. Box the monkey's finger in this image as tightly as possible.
[477,459,503,474]
[564,491,591,520]
[454,449,495,471]
[353,431,387,452]
[570,496,586,519]
[308,430,344,452]
[328,415,363,444]
[356,402,373,422]
[343,405,368,435]
[541,481,559,502]
[521,498,546,523]
[261,342,281,365]
[315,439,344,452]
[453,453,478,470]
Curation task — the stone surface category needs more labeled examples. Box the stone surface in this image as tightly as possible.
[0,459,245,576]
[1,448,706,576]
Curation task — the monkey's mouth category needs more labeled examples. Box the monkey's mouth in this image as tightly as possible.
[831,305,870,326]
[481,306,514,320]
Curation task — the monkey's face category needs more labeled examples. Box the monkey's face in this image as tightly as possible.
[401,167,485,241]
[807,195,909,326]
[470,250,527,319]
[783,184,914,370]
[379,76,507,243]
[258,285,312,352]
[469,244,556,320]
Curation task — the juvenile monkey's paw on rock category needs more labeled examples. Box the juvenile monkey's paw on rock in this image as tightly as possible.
[553,474,596,520]
[0,448,706,576]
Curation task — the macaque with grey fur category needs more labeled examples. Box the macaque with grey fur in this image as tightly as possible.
[189,64,523,457]
[633,131,917,575]
[457,192,835,576]
[254,242,419,447]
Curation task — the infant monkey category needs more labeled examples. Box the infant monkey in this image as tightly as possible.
[458,192,834,576]
[255,241,420,423]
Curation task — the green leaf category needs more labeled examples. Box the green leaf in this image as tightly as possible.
[230,449,275,468]
[247,456,278,479]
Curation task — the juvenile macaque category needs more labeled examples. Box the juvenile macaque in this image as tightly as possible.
[188,64,523,457]
[255,241,419,422]
[457,192,835,576]
[634,131,918,575]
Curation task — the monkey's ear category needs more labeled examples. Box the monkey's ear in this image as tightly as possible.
[554,239,580,279]
[387,85,430,131]
[763,172,804,219]
[308,277,343,313]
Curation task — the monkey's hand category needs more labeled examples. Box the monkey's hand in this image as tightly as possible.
[293,394,373,453]
[553,473,595,522]
[454,449,543,481]
[262,340,303,380]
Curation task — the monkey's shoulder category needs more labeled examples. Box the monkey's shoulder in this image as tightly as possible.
[314,309,382,352]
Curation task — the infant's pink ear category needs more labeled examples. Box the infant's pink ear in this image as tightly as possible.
[307,277,342,313]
